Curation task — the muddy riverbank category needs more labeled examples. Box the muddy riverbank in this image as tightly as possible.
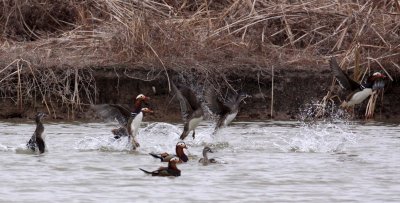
[1,65,399,122]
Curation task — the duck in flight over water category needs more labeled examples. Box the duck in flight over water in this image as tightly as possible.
[170,81,203,140]
[205,89,250,134]
[329,57,386,109]
[92,94,152,149]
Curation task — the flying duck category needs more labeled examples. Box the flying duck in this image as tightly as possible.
[198,146,217,165]
[205,89,250,133]
[149,141,189,162]
[26,112,46,154]
[139,157,181,177]
[330,57,386,108]
[92,94,151,149]
[170,81,203,140]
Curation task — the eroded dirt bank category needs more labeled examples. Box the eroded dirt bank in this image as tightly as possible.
[1,66,399,122]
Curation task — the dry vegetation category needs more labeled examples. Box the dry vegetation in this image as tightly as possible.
[0,0,399,118]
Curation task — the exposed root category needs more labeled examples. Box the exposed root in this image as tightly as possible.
[0,59,96,119]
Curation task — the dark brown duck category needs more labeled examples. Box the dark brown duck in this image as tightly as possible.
[26,112,46,154]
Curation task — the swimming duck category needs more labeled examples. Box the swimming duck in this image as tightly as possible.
[92,94,151,149]
[330,57,386,108]
[171,82,203,140]
[205,90,250,133]
[139,157,181,177]
[26,112,46,154]
[198,146,217,165]
[149,141,189,162]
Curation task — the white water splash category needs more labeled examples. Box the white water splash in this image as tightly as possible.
[274,121,357,153]
[75,135,134,152]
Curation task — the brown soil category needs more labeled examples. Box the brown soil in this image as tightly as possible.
[1,65,399,122]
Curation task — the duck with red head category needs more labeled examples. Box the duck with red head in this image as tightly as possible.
[330,57,387,109]
[91,94,152,149]
[139,157,181,177]
[149,141,189,163]
[26,112,47,154]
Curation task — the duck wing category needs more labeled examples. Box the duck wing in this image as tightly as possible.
[26,134,36,151]
[330,57,360,91]
[171,82,194,122]
[91,104,131,126]
[205,90,230,115]
[36,137,45,154]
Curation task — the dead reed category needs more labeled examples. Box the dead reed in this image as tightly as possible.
[0,0,399,117]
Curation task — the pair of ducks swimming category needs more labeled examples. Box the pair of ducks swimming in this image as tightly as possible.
[140,141,217,177]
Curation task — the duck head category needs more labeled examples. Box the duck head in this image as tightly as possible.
[141,107,154,113]
[371,72,386,79]
[136,94,150,101]
[176,141,187,149]
[134,94,150,109]
[35,112,47,122]
[366,72,386,83]
[170,156,180,163]
[203,146,214,154]
[168,157,181,169]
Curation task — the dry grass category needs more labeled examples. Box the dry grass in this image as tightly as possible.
[0,0,399,117]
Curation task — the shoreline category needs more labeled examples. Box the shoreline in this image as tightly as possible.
[1,66,399,122]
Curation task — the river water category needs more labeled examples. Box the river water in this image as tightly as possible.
[0,119,399,202]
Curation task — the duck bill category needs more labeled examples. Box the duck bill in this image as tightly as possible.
[145,109,154,113]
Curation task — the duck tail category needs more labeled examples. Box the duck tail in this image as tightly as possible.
[149,153,163,161]
[139,168,152,175]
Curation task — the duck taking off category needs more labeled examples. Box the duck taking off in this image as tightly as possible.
[205,89,250,133]
[199,146,217,165]
[26,112,46,154]
[330,57,386,108]
[91,94,152,149]
[149,141,189,163]
[170,81,203,140]
[139,157,181,177]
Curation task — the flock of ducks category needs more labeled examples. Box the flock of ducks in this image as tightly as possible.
[26,81,250,177]
[24,58,387,177]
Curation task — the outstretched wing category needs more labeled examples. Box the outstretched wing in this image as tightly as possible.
[330,57,360,91]
[205,89,229,115]
[91,104,131,126]
[171,81,193,122]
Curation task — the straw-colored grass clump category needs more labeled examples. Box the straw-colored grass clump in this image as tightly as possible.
[0,0,399,117]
